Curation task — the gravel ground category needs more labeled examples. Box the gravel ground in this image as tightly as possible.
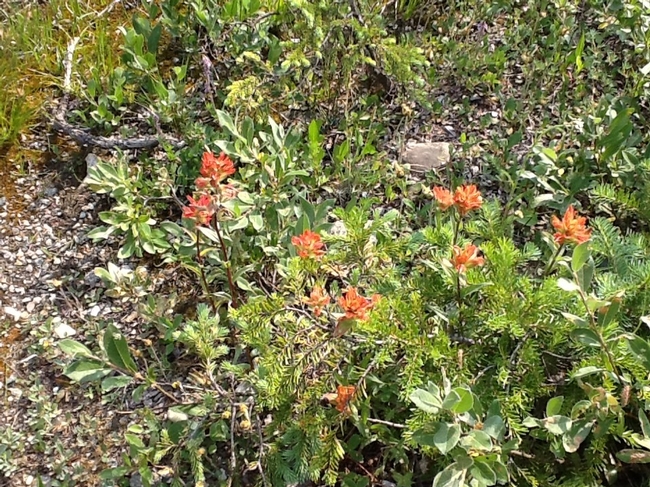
[0,152,136,486]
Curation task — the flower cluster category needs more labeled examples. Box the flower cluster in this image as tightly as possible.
[183,151,238,226]
[551,205,591,245]
[304,285,330,316]
[195,151,236,190]
[338,287,380,322]
[433,184,483,216]
[452,244,485,273]
[291,230,326,260]
[182,194,214,226]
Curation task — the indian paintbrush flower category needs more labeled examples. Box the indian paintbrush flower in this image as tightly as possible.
[291,230,326,260]
[453,184,483,216]
[451,244,485,273]
[304,285,331,316]
[182,194,214,226]
[433,186,454,211]
[551,205,591,245]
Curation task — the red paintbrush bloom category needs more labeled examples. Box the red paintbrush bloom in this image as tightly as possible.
[451,244,485,273]
[200,151,236,185]
[338,287,379,322]
[182,194,214,226]
[453,184,483,216]
[552,205,591,245]
[291,230,326,260]
[433,186,454,211]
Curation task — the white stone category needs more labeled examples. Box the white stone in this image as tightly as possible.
[53,322,76,338]
[401,141,451,174]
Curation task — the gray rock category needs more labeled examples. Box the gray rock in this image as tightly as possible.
[85,153,100,171]
[43,186,58,197]
[402,141,450,174]
[129,473,144,487]
[84,270,102,287]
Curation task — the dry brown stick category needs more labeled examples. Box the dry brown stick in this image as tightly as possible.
[54,29,185,150]
[255,413,270,487]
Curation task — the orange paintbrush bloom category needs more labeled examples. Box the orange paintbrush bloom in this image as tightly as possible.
[338,287,379,322]
[182,194,214,226]
[551,205,591,245]
[433,186,454,211]
[200,151,236,185]
[334,385,356,412]
[304,286,331,316]
[291,230,326,260]
[453,185,483,216]
[451,244,485,273]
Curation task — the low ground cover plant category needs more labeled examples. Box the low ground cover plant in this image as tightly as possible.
[4,0,650,485]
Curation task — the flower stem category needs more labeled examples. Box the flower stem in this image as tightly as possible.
[573,271,623,381]
[213,214,239,309]
[543,244,564,277]
[196,229,216,312]
[452,212,461,246]
[456,271,464,336]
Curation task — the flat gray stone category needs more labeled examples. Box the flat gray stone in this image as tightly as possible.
[402,141,450,174]
[85,153,100,171]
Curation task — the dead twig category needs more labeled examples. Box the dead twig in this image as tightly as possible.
[256,413,270,487]
[366,417,406,429]
[53,34,185,150]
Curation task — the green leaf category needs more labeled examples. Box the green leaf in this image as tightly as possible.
[628,336,650,371]
[631,433,650,450]
[103,324,137,373]
[522,416,542,428]
[571,366,605,379]
[639,410,650,438]
[410,388,441,414]
[147,23,162,53]
[571,242,590,272]
[216,110,241,139]
[461,282,492,299]
[434,422,461,455]
[125,433,145,449]
[59,339,94,358]
[546,396,564,417]
[561,312,588,327]
[570,400,592,419]
[87,226,116,240]
[599,298,622,328]
[493,460,509,483]
[570,328,601,348]
[101,375,134,392]
[64,359,112,383]
[160,221,185,237]
[544,415,572,435]
[249,214,264,232]
[460,430,492,452]
[99,467,129,480]
[471,459,497,486]
[442,387,474,414]
[483,415,505,440]
[412,428,437,447]
[562,419,593,453]
[557,278,580,293]
[227,216,249,231]
[617,449,650,464]
[432,462,465,487]
[576,260,594,292]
